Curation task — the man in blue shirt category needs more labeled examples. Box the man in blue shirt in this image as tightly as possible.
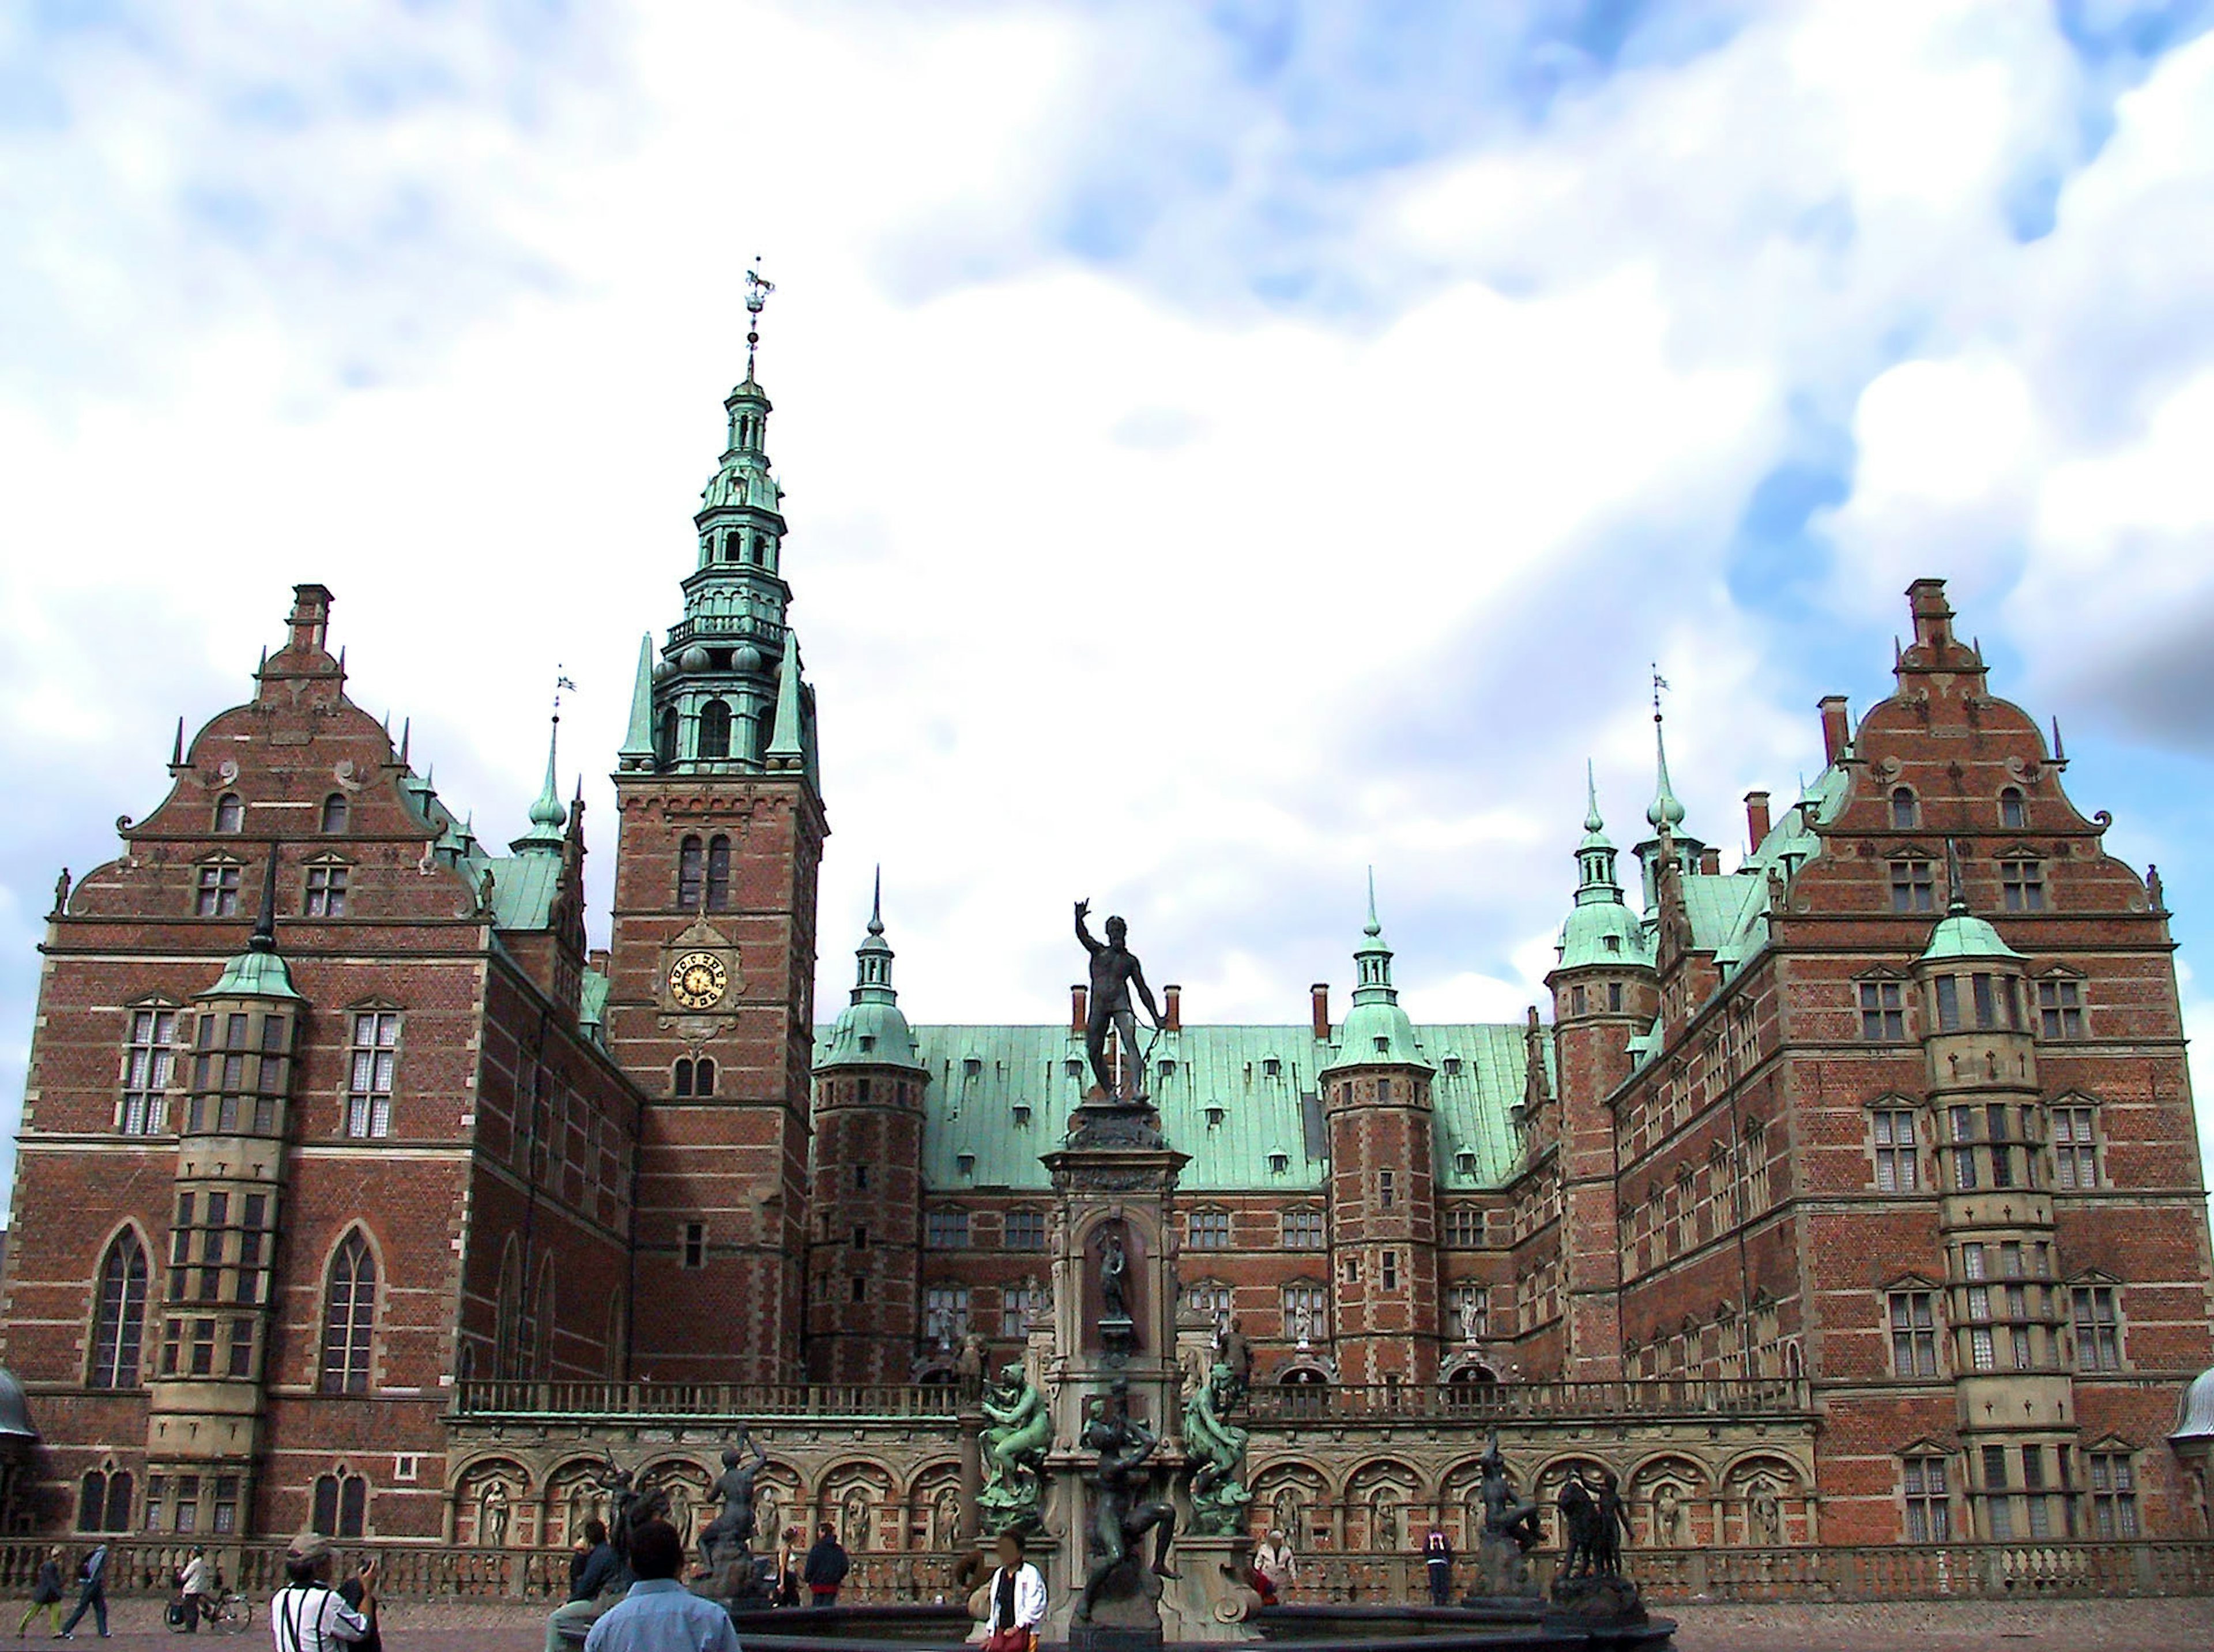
[584,1519,740,1652]
[547,1519,623,1652]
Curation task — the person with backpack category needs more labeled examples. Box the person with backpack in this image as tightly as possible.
[56,1540,108,1640]
[16,1546,65,1638]
[268,1534,377,1651]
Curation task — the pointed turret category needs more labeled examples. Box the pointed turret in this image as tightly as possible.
[1634,697,1704,909]
[1557,768,1651,973]
[1324,872,1430,1071]
[511,715,568,855]
[818,871,925,1072]
[618,634,658,770]
[765,631,808,772]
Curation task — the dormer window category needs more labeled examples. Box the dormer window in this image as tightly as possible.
[1455,1150,1477,1177]
[1603,935,1621,953]
[1206,1106,1225,1129]
[1263,1058,1282,1079]
[859,1035,876,1053]
[963,1058,982,1079]
[1373,1036,1390,1055]
[1441,1056,1462,1077]
[1158,1058,1176,1078]
[1268,1150,1289,1174]
[1011,1105,1031,1128]
[955,1152,976,1177]
[1065,1058,1084,1078]
[320,794,349,834]
[214,793,244,834]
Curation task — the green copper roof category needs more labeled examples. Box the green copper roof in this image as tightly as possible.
[579,967,611,1046]
[815,1021,1537,1194]
[619,634,656,765]
[1646,717,1686,831]
[1921,910,2022,962]
[1323,876,1432,1074]
[766,633,807,768]
[204,946,302,1000]
[1558,769,1654,972]
[485,853,562,931]
[818,875,925,1073]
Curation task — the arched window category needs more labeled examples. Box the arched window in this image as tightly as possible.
[214,793,244,834]
[705,835,731,910]
[88,1230,148,1388]
[673,1059,694,1098]
[657,707,678,765]
[2000,787,2027,829]
[694,1057,716,1097]
[312,1469,368,1538]
[320,1229,377,1395]
[676,836,704,910]
[1890,787,1918,829]
[77,1467,134,1532]
[320,793,349,834]
[699,699,733,760]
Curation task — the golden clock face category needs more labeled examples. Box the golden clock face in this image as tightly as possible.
[669,950,728,1010]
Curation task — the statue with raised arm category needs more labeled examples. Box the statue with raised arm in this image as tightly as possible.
[697,1427,770,1572]
[1075,900,1166,1101]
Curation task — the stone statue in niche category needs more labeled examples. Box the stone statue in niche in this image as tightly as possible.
[1099,1226,1131,1322]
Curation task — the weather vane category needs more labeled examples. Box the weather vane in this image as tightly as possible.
[745,257,775,377]
[1651,663,1669,722]
[552,665,577,729]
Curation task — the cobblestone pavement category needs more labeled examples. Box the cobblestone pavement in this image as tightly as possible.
[21,1594,2214,1650]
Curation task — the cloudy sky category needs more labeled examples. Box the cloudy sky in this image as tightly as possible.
[5,0,2213,1211]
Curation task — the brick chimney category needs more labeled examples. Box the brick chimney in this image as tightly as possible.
[1699,846,1722,875]
[1818,695,1851,765]
[1311,983,1330,1041]
[287,583,334,656]
[1162,984,1181,1033]
[1744,791,1771,853]
[1070,984,1087,1036]
[1907,577,1953,651]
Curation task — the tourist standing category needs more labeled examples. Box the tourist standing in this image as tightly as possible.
[803,1522,849,1607]
[16,1545,64,1638]
[583,1519,740,1652]
[178,1546,216,1632]
[267,1534,376,1651]
[774,1526,804,1606]
[1255,1529,1297,1600]
[56,1539,108,1640]
[545,1519,621,1652]
[982,1531,1045,1652]
[1422,1527,1454,1606]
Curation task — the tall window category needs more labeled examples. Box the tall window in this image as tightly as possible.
[925,1210,971,1249]
[76,1469,134,1533]
[2000,859,2045,912]
[1888,1290,1939,1378]
[1004,1209,1047,1251]
[1859,982,1905,1040]
[2038,980,2084,1040]
[305,861,349,917]
[705,835,731,911]
[320,794,349,833]
[1999,787,2027,829]
[682,1223,706,1269]
[320,1230,378,1394]
[1183,1279,1234,1322]
[1440,1207,1480,1247]
[1902,1457,1951,1541]
[922,1285,970,1342]
[1283,1208,1326,1248]
[346,1012,398,1138]
[88,1231,149,1388]
[1889,787,1919,829]
[698,699,733,759]
[1981,1445,2012,1540]
[1889,859,1935,914]
[196,861,242,917]
[657,706,678,765]
[1002,1282,1046,1337]
[1945,1106,1979,1190]
[121,1008,178,1134]
[677,836,704,909]
[2053,1105,2099,1189]
[1872,1109,1919,1192]
[2087,1451,2138,1537]
[213,793,244,834]
[2072,1285,2122,1371]
[312,1471,368,1539]
[1189,1209,1232,1249]
[672,1056,716,1097]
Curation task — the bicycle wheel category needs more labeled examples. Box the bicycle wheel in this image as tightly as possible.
[213,1594,255,1634]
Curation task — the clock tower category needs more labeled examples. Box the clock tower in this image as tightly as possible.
[604,273,824,1383]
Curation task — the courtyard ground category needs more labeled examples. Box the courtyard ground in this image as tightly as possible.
[16,1593,2214,1649]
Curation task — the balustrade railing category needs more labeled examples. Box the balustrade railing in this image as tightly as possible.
[3,1537,2204,1606]
[450,1380,963,1421]
[1247,1376,1810,1423]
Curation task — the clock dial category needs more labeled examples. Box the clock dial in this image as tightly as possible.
[668,950,728,1010]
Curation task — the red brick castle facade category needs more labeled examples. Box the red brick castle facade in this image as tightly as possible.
[3,352,2211,1580]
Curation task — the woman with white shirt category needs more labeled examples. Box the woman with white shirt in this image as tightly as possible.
[983,1530,1046,1652]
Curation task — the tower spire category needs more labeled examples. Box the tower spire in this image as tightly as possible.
[1584,759,1603,836]
[619,634,657,770]
[514,673,571,854]
[1646,666,1685,832]
[1353,871,1395,1002]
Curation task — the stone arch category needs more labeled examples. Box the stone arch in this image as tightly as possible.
[1627,1452,1710,1548]
[1529,1454,1613,1552]
[1249,1459,1328,1550]
[453,1456,532,1548]
[751,1461,805,1555]
[1343,1458,1422,1553]
[1721,1452,1806,1547]
[818,1459,897,1553]
[906,1459,963,1551]
[639,1456,716,1555]
[545,1457,612,1551]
